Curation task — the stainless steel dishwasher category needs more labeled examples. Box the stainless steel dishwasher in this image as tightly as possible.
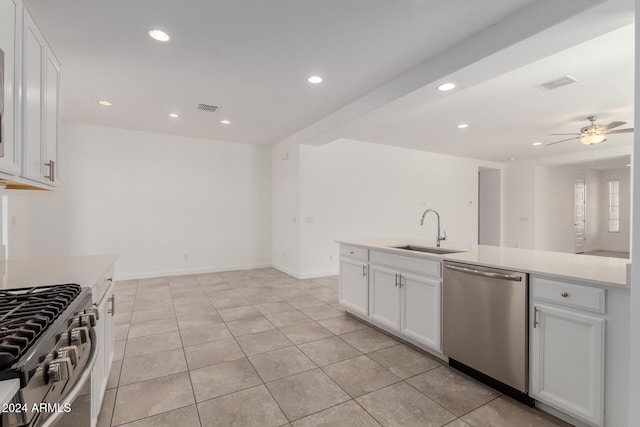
[443,261,531,403]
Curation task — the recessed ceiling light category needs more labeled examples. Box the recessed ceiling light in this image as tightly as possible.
[532,142,542,146]
[97,100,112,107]
[169,113,180,118]
[149,29,170,42]
[307,76,323,84]
[457,124,468,129]
[220,120,231,125]
[438,82,456,91]
[508,157,516,161]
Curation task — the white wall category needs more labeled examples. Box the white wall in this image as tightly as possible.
[600,167,631,252]
[534,165,600,253]
[504,147,633,253]
[504,161,536,249]
[297,139,502,277]
[6,123,272,279]
[478,168,501,246]
[271,139,301,276]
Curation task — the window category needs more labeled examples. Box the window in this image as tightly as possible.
[607,180,620,233]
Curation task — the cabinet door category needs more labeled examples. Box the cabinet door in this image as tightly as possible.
[91,282,114,426]
[0,0,21,175]
[401,273,441,351]
[22,11,45,183]
[339,257,368,317]
[369,264,400,331]
[43,51,59,184]
[531,303,604,426]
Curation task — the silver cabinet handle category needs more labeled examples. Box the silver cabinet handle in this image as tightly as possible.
[108,294,115,316]
[362,265,367,277]
[533,306,539,328]
[444,264,522,281]
[399,275,403,288]
[561,292,569,298]
[44,160,55,182]
[394,273,399,287]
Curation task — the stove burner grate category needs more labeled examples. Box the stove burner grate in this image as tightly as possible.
[0,284,81,369]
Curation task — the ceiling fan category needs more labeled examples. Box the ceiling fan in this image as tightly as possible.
[547,115,634,146]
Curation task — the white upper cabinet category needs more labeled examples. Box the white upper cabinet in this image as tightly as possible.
[22,7,59,186]
[0,0,21,175]
[0,0,60,188]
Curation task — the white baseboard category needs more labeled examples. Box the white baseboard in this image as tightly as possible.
[297,269,339,279]
[115,262,272,281]
[267,264,339,280]
[271,263,301,279]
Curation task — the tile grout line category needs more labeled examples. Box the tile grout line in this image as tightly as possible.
[211,277,297,425]
[174,280,204,427]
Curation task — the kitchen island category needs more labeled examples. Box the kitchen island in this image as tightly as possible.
[338,237,628,287]
[338,238,629,427]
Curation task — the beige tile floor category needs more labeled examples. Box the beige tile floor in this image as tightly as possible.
[98,268,570,427]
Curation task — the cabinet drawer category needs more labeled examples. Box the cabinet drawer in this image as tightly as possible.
[93,265,115,304]
[340,245,369,261]
[532,277,605,314]
[370,250,441,278]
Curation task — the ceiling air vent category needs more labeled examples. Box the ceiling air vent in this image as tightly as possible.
[197,104,218,112]
[535,75,578,91]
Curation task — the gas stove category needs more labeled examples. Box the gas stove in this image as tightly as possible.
[0,284,97,427]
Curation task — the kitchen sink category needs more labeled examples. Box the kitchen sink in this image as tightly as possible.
[391,245,465,255]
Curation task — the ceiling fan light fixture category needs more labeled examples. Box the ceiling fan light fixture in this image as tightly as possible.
[580,133,606,145]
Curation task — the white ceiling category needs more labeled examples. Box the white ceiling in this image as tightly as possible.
[23,0,635,162]
[341,24,635,162]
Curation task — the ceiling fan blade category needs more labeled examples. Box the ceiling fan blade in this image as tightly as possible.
[607,128,634,134]
[603,121,626,130]
[547,137,580,146]
[548,133,581,136]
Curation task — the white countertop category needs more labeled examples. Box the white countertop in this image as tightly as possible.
[337,237,629,288]
[0,254,118,290]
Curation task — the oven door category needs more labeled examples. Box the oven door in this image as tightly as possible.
[37,328,98,427]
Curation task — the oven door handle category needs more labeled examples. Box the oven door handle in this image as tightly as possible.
[39,328,99,427]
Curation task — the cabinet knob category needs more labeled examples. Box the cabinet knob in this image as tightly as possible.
[560,291,569,298]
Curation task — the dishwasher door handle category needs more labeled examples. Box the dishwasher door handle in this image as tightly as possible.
[444,264,523,281]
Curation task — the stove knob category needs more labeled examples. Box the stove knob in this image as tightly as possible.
[70,327,89,346]
[80,312,97,328]
[56,345,79,365]
[47,357,72,383]
[85,306,100,321]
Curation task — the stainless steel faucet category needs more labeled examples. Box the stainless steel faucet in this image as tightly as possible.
[420,209,447,247]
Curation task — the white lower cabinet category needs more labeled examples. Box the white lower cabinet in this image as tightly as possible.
[368,251,442,352]
[530,278,605,427]
[339,257,369,317]
[90,272,115,427]
[339,245,369,317]
[401,272,441,351]
[369,264,401,330]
